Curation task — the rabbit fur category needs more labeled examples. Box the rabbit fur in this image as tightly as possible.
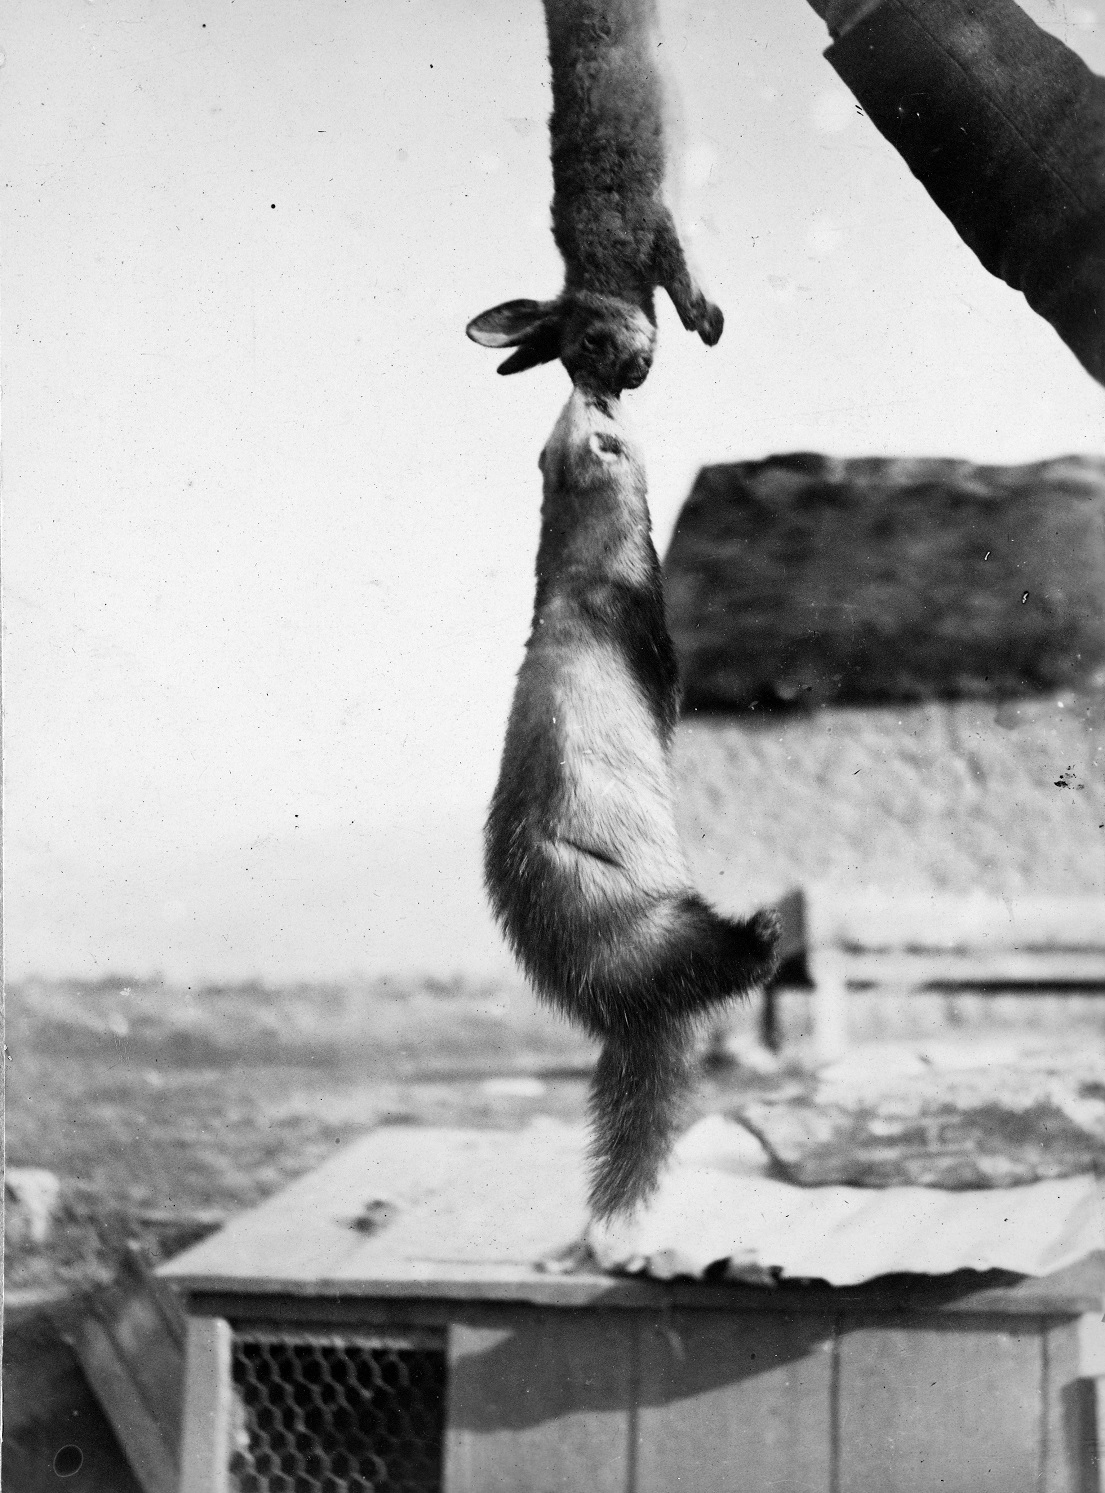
[467,0,724,394]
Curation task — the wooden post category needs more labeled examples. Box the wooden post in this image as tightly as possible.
[1078,1313,1105,1493]
[809,946,848,1063]
[760,887,807,1052]
[179,1316,233,1493]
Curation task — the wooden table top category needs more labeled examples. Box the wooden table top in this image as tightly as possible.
[159,1122,1105,1317]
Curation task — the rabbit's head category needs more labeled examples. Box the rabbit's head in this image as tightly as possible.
[466,293,656,393]
[560,294,655,392]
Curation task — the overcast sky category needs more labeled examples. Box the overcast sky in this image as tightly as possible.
[5,0,1104,981]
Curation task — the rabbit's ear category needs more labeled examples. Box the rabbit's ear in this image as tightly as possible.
[466,298,559,348]
[496,324,561,375]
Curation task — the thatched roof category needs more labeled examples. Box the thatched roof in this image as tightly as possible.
[663,453,1105,711]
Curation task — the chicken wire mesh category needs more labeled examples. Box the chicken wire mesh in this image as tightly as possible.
[229,1328,447,1493]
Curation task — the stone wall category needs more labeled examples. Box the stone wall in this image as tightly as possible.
[673,693,1103,912]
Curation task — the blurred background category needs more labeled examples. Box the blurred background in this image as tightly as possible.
[5,0,1105,983]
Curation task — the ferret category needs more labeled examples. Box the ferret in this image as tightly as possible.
[466,0,724,395]
[484,389,779,1219]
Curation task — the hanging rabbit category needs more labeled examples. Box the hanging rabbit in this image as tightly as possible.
[467,0,723,394]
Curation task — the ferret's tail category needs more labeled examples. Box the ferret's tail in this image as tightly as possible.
[587,1020,699,1221]
[586,897,780,1221]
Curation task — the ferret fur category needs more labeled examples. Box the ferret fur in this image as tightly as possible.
[467,0,724,394]
[484,390,779,1219]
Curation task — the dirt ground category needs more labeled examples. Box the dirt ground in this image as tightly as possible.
[4,974,601,1296]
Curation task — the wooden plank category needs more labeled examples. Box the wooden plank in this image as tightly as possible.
[840,949,1105,990]
[1093,1383,1105,1493]
[444,1310,633,1493]
[762,887,808,1048]
[160,1125,589,1291]
[71,1315,179,1493]
[83,1255,186,1457]
[837,1317,1045,1493]
[797,893,1105,1054]
[171,1251,1105,1320]
[160,1128,1105,1317]
[7,1293,146,1493]
[636,1309,835,1493]
[337,1124,590,1274]
[810,945,849,1059]
[1044,1317,1099,1493]
[179,1316,233,1493]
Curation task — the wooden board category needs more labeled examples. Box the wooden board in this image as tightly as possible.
[176,1257,1105,1321]
[836,1319,1045,1493]
[161,1124,591,1293]
[161,1300,1105,1493]
[161,1127,1105,1319]
[71,1318,179,1493]
[839,950,1105,990]
[178,1317,233,1493]
[156,1127,1105,1491]
[1043,1318,1098,1493]
[764,892,1105,1056]
[804,893,1105,994]
[635,1310,835,1493]
[67,1248,187,1493]
[4,1291,146,1493]
[445,1311,634,1493]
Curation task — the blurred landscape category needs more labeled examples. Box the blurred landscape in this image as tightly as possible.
[4,973,597,1298]
[11,970,1105,1300]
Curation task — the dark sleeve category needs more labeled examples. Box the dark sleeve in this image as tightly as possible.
[825,0,1105,385]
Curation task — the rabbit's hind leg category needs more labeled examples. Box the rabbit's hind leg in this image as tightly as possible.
[654,213,724,345]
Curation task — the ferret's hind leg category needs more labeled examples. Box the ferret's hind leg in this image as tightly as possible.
[654,212,724,345]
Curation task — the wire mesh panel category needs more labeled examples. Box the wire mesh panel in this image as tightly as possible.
[229,1327,447,1493]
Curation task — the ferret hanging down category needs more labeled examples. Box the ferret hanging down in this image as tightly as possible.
[485,390,779,1219]
[467,0,724,394]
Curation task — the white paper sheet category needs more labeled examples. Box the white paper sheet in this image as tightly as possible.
[587,1115,1105,1285]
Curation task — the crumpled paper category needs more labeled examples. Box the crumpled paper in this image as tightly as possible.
[587,1114,1105,1286]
